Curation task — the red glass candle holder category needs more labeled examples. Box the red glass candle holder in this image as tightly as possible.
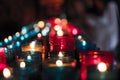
[0,47,7,71]
[49,36,75,52]
[79,50,114,80]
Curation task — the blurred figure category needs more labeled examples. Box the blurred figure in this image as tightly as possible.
[62,0,86,25]
[62,0,93,41]
[86,0,119,52]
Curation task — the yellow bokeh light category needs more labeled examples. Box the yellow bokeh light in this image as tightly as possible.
[54,25,62,31]
[37,21,45,28]
[54,18,61,24]
[56,60,63,67]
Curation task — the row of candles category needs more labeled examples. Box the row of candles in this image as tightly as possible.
[0,18,115,80]
[0,42,115,80]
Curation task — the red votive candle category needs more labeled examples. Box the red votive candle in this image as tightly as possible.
[49,36,75,52]
[0,47,7,71]
[0,47,6,64]
[79,50,114,80]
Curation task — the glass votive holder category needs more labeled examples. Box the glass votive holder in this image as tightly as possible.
[49,36,75,52]
[79,50,115,80]
[42,51,79,80]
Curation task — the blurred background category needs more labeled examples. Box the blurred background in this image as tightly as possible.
[0,0,120,55]
[0,0,120,80]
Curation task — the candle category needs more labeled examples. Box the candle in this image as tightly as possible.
[3,68,11,79]
[2,67,14,80]
[58,51,64,58]
[56,60,63,67]
[21,40,43,63]
[20,61,26,69]
[43,57,79,80]
[79,50,114,80]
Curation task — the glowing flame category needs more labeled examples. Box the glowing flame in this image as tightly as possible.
[30,41,36,49]
[56,60,63,67]
[97,62,107,72]
[3,68,11,78]
[57,30,64,36]
[58,51,64,57]
[20,61,26,68]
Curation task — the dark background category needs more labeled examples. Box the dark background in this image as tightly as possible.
[0,0,119,42]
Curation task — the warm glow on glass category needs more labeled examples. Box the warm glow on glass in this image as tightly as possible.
[54,18,61,24]
[54,25,62,31]
[37,21,45,28]
[57,30,64,36]
[56,60,63,67]
[61,19,68,26]
[58,51,64,57]
[3,68,11,78]
[93,52,98,55]
[97,62,107,72]
[20,61,26,68]
[30,41,36,49]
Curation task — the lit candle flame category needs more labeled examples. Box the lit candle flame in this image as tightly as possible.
[56,60,63,67]
[58,51,64,57]
[57,30,64,36]
[30,41,36,49]
[97,62,107,72]
[3,68,11,78]
[20,61,26,68]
